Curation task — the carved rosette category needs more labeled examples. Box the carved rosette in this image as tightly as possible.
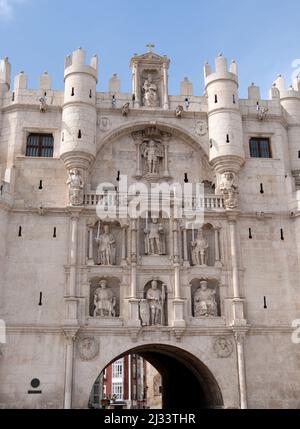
[213,337,233,358]
[77,336,99,361]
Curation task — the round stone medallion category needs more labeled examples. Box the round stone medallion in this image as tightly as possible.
[77,337,99,361]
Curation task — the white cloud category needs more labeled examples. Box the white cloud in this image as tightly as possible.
[0,0,27,20]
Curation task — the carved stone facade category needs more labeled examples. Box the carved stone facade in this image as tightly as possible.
[0,48,300,410]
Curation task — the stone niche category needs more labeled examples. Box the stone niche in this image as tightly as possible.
[87,220,122,266]
[188,224,219,267]
[139,214,169,257]
[89,277,120,318]
[131,50,170,109]
[190,278,221,318]
[139,279,168,327]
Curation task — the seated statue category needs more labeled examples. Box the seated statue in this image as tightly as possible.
[93,280,116,317]
[193,281,218,317]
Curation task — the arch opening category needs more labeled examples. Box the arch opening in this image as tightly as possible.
[89,344,223,410]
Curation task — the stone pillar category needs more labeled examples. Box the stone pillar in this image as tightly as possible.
[69,214,79,297]
[234,332,248,409]
[135,142,142,177]
[63,329,78,409]
[162,63,169,110]
[87,225,94,265]
[228,216,246,325]
[132,64,140,107]
[229,219,240,298]
[131,219,137,298]
[121,225,127,265]
[169,216,174,261]
[163,143,169,177]
[173,219,179,263]
[214,227,222,267]
[182,226,189,267]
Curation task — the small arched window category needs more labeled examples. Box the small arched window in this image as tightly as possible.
[26,133,54,157]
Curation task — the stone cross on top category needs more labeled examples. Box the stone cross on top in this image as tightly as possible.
[146,43,155,53]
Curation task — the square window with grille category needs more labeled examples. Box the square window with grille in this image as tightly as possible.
[26,133,54,157]
[249,137,272,158]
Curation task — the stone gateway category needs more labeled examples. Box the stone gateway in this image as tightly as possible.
[0,47,300,409]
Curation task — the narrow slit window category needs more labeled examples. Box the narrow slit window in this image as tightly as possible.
[184,173,189,183]
[233,94,236,104]
[214,94,218,103]
[18,226,22,237]
[249,228,253,239]
[39,180,43,190]
[39,292,43,306]
[71,87,75,96]
[280,229,284,241]
[226,134,230,143]
[264,296,267,309]
[53,227,57,238]
[260,183,264,194]
[89,89,92,98]
[12,92,15,101]
[78,130,82,139]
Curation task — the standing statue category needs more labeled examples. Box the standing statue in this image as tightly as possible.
[220,172,238,209]
[175,105,184,118]
[143,74,159,107]
[193,280,218,317]
[144,219,166,255]
[95,224,116,265]
[146,280,166,326]
[143,141,160,174]
[191,228,209,266]
[67,169,84,206]
[93,280,116,317]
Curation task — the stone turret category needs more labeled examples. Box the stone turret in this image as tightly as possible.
[204,54,245,189]
[272,74,300,173]
[60,47,98,172]
[0,57,11,96]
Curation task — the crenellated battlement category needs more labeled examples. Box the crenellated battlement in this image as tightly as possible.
[64,47,98,82]
[204,53,238,88]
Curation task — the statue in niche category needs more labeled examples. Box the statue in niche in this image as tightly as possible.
[142,74,159,107]
[191,228,209,266]
[67,169,84,206]
[95,224,116,265]
[146,280,166,326]
[144,218,166,255]
[142,140,165,176]
[93,279,117,317]
[193,280,218,317]
[220,172,238,209]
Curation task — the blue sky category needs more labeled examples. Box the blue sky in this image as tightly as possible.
[1,0,300,98]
